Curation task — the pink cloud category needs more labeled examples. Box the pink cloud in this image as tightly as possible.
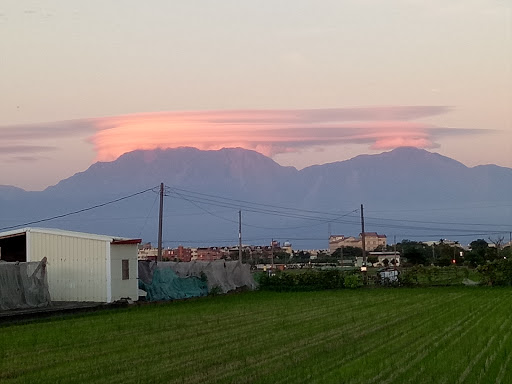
[81,107,479,161]
[371,137,437,150]
[0,106,489,162]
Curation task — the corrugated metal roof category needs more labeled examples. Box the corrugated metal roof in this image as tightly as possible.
[0,227,137,243]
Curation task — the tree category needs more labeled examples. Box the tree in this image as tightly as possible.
[331,246,362,259]
[466,239,488,266]
[400,240,428,265]
[404,247,427,265]
[295,251,311,263]
[488,236,505,260]
[435,243,457,266]
[367,255,379,265]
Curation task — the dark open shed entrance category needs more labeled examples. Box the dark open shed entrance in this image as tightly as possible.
[0,232,27,262]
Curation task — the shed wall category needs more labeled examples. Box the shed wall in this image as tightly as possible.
[28,232,108,302]
[110,244,139,301]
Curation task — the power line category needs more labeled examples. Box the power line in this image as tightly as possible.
[168,190,357,223]
[369,203,512,213]
[138,190,160,238]
[171,189,240,225]
[166,186,510,238]
[169,189,360,230]
[169,186,354,217]
[364,215,510,228]
[0,187,157,232]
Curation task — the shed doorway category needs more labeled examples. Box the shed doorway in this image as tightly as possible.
[0,232,27,262]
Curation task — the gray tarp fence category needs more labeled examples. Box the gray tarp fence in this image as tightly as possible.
[138,260,256,300]
[0,258,51,311]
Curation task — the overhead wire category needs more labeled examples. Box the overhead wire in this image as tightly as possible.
[137,190,160,238]
[170,186,354,217]
[167,188,358,224]
[0,187,157,232]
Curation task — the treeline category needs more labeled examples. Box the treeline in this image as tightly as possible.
[258,260,512,291]
[396,239,511,267]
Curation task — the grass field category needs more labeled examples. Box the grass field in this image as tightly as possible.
[1,287,512,383]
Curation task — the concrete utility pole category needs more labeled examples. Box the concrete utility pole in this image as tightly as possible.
[361,204,366,266]
[157,182,164,262]
[394,235,397,270]
[238,210,242,263]
[271,238,275,270]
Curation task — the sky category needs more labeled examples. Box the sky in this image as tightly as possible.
[1,0,511,191]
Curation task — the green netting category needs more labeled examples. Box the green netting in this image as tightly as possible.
[138,267,208,301]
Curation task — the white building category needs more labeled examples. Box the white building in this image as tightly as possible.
[355,252,401,267]
[0,227,140,303]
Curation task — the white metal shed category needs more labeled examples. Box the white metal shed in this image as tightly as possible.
[0,227,141,303]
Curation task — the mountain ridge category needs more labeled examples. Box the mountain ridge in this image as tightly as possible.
[1,146,510,248]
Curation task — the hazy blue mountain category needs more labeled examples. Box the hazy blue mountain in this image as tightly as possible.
[1,147,511,249]
[0,185,27,199]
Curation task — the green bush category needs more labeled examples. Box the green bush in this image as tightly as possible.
[399,265,471,287]
[477,259,512,286]
[344,273,362,289]
[258,269,346,291]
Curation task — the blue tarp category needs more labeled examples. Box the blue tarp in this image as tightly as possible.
[139,267,208,301]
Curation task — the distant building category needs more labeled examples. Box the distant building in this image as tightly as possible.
[367,251,401,267]
[282,241,293,255]
[165,245,192,262]
[362,232,387,251]
[138,244,158,261]
[329,232,387,253]
[195,247,223,261]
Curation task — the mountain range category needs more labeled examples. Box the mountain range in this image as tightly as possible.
[1,147,511,249]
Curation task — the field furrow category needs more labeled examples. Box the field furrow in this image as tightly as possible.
[2,287,512,383]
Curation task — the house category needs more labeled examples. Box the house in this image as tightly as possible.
[138,243,158,260]
[367,251,401,267]
[0,227,141,303]
[165,245,192,262]
[195,247,223,261]
[362,232,387,251]
[329,232,387,253]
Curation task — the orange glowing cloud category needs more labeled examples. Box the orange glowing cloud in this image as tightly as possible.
[1,106,489,163]
[87,107,461,161]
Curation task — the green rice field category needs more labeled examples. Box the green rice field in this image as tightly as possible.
[1,287,512,383]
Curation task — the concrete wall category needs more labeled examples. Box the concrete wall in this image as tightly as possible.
[28,231,108,302]
[110,244,139,301]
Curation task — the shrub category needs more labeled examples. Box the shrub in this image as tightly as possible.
[344,273,362,289]
[477,259,512,286]
[258,269,346,291]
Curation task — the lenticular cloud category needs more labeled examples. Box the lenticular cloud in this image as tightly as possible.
[87,106,463,161]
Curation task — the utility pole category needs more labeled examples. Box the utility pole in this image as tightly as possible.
[360,203,367,285]
[271,238,275,270]
[238,210,242,263]
[157,182,164,262]
[361,204,366,266]
[394,235,397,269]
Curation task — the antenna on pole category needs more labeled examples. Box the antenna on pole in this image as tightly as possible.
[157,182,164,262]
